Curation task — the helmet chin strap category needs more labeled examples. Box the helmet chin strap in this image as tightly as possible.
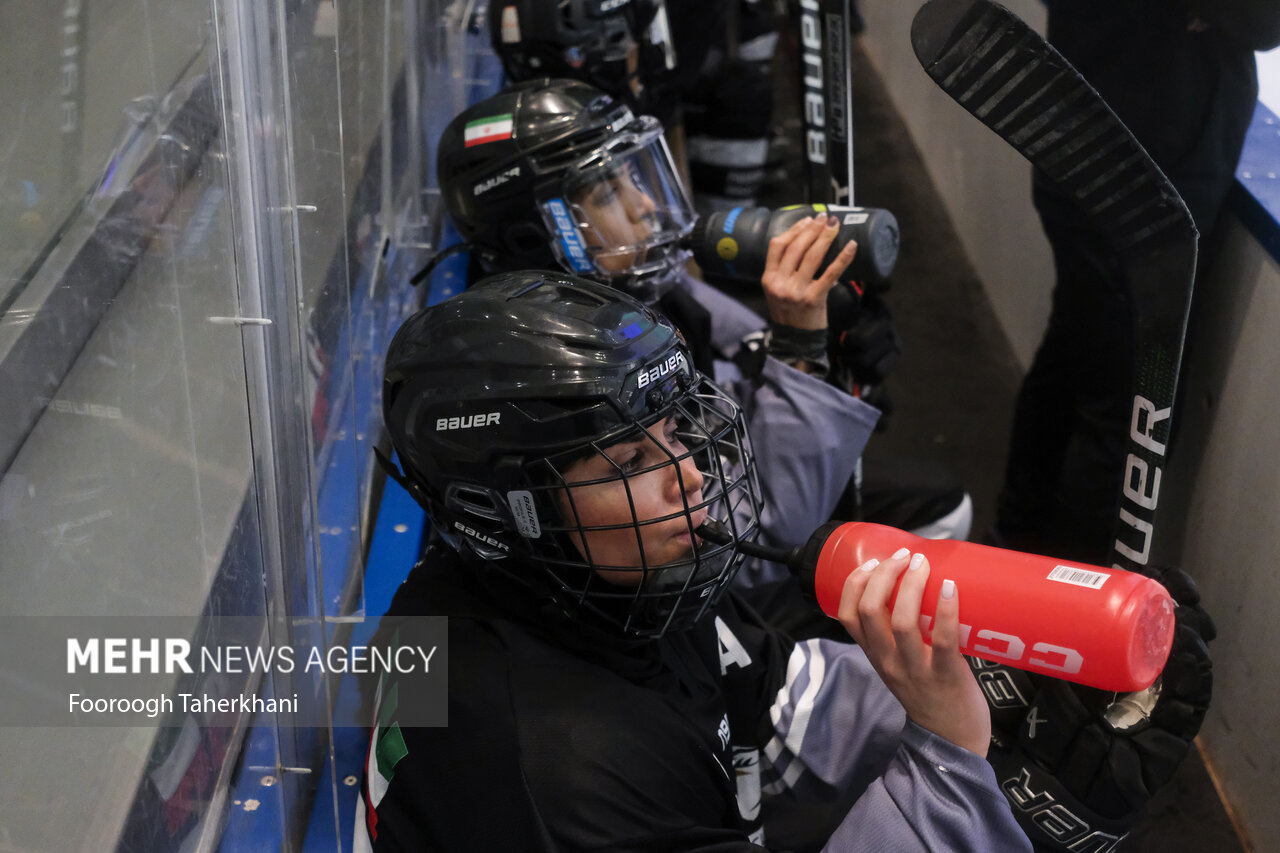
[373,445,432,511]
[409,241,472,287]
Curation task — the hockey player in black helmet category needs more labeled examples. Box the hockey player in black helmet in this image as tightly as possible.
[381,269,763,636]
[438,77,694,302]
[489,0,679,123]
[488,0,778,212]
[435,79,972,635]
[358,270,1030,852]
[437,77,863,335]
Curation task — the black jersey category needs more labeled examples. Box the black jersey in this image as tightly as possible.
[358,548,789,851]
[355,547,1030,852]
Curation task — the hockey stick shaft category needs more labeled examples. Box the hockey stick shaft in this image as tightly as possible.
[910,0,1198,575]
[792,0,867,518]
[795,0,856,205]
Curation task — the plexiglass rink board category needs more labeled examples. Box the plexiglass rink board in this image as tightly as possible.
[0,0,476,849]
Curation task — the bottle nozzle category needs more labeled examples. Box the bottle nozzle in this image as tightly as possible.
[696,518,803,570]
[694,517,729,543]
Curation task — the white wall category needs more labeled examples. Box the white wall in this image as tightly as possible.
[1168,218,1280,852]
[858,2,1280,849]
[858,0,1052,367]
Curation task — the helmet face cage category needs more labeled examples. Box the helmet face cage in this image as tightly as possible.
[537,115,695,296]
[517,373,761,637]
[381,270,757,638]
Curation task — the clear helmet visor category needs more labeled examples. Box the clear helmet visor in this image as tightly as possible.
[539,116,695,287]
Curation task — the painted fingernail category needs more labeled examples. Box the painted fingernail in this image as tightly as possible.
[827,214,840,228]
[909,552,925,571]
[858,558,880,572]
[941,579,956,600]
[891,547,910,560]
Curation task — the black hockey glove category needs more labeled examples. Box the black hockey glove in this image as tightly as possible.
[824,290,902,424]
[832,291,902,386]
[976,566,1214,852]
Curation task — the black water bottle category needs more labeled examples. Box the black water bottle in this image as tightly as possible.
[685,205,900,290]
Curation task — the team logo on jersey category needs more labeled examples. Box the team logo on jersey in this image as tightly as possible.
[733,747,762,822]
[716,714,731,750]
[714,616,752,674]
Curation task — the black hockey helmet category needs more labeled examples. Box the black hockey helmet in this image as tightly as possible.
[437,78,696,302]
[489,0,677,117]
[382,269,761,637]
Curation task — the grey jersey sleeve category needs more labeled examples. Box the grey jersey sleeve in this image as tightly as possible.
[766,637,1032,853]
[733,356,877,555]
[676,272,771,353]
[675,272,880,587]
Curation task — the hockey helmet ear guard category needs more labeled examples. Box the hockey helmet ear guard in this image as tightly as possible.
[382,270,762,637]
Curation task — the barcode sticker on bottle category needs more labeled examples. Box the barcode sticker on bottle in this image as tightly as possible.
[1047,565,1109,589]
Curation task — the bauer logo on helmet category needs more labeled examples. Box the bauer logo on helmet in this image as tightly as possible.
[636,351,687,389]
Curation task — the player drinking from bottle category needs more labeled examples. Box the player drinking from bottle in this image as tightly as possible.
[359,269,1027,851]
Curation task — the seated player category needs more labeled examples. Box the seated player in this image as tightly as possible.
[433,78,968,632]
[359,269,1031,852]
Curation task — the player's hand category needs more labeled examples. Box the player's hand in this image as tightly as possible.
[761,214,857,330]
[836,548,991,755]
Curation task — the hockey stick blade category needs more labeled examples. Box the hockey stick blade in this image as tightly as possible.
[910,0,1198,576]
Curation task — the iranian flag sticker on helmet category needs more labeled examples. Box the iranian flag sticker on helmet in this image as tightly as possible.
[464,113,515,148]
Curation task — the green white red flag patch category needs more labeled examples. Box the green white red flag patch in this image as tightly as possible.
[464,113,514,147]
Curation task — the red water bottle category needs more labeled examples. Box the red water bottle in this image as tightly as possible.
[798,522,1176,692]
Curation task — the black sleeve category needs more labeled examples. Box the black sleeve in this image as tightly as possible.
[1188,0,1280,50]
